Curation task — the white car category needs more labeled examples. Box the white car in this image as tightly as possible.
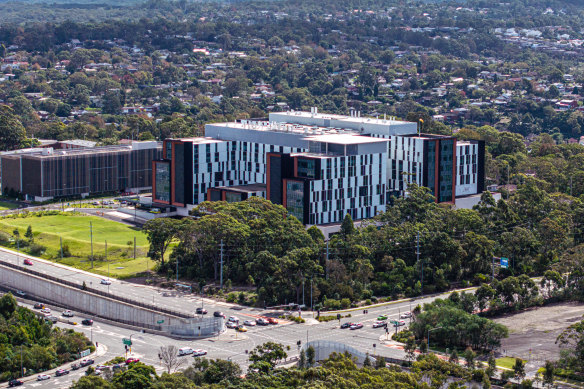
[226,321,237,329]
[100,279,112,285]
[37,374,50,381]
[372,321,387,328]
[41,308,51,314]
[63,310,74,317]
[398,320,406,326]
[243,320,256,326]
[193,349,207,357]
[400,312,412,319]
[228,316,239,323]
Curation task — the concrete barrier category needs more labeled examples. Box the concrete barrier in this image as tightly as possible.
[0,264,224,338]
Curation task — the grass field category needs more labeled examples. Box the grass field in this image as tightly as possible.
[496,357,523,369]
[0,201,18,211]
[0,212,154,278]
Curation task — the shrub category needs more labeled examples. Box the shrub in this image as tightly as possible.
[226,292,237,303]
[238,292,246,305]
[0,231,11,245]
[340,298,351,309]
[323,299,341,310]
[28,243,46,256]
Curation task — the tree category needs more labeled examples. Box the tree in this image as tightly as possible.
[306,345,315,367]
[486,352,496,378]
[419,339,428,354]
[151,373,196,389]
[0,293,17,319]
[158,345,185,373]
[70,375,113,389]
[405,336,417,362]
[298,349,306,369]
[513,358,526,381]
[340,213,356,237]
[112,363,157,389]
[363,354,372,367]
[543,360,555,388]
[556,319,584,372]
[143,218,182,266]
[0,105,28,151]
[25,225,33,241]
[464,347,476,369]
[449,349,459,364]
[248,342,287,371]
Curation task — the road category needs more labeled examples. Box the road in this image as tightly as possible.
[0,246,464,388]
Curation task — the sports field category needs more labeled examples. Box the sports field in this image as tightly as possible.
[0,212,154,278]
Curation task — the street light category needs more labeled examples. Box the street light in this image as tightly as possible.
[427,326,443,352]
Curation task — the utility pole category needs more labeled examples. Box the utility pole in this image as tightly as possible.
[325,242,329,280]
[60,237,63,261]
[134,236,136,261]
[302,277,305,307]
[220,239,224,289]
[176,255,179,282]
[417,231,422,294]
[90,221,93,268]
[310,277,313,311]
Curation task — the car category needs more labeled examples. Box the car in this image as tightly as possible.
[71,363,80,370]
[120,200,127,205]
[100,279,112,285]
[235,325,247,332]
[243,320,256,326]
[340,322,354,329]
[34,302,44,309]
[55,369,69,376]
[8,379,23,387]
[398,320,406,326]
[80,359,94,367]
[178,347,194,356]
[37,374,50,381]
[196,307,208,315]
[350,323,364,330]
[92,201,100,206]
[112,364,123,370]
[45,315,58,323]
[125,358,140,365]
[15,290,26,297]
[23,259,33,266]
[95,365,110,371]
[226,321,237,329]
[267,317,278,325]
[213,311,225,318]
[256,318,269,326]
[372,321,387,328]
[193,349,207,357]
[377,314,388,321]
[82,319,93,326]
[228,316,239,323]
[400,312,412,319]
[63,310,74,317]
[41,307,51,314]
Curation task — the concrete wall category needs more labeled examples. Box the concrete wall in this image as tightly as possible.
[0,264,223,338]
[304,340,377,365]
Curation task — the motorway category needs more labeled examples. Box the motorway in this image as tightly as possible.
[0,246,457,388]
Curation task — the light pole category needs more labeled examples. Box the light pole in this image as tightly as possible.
[427,326,443,352]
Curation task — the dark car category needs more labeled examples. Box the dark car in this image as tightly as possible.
[82,319,93,326]
[80,359,94,367]
[340,322,354,329]
[34,302,44,309]
[8,379,23,387]
[45,315,58,323]
[71,363,80,370]
[196,307,208,315]
[213,311,225,318]
[55,369,69,377]
[256,318,269,326]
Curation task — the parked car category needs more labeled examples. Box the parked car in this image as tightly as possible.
[193,349,207,357]
[45,315,58,323]
[243,320,256,326]
[213,311,225,318]
[400,312,412,319]
[23,259,33,266]
[95,365,110,371]
[71,363,80,370]
[80,359,94,367]
[226,321,238,329]
[340,322,354,329]
[15,290,26,297]
[8,379,23,387]
[34,302,44,309]
[228,316,239,323]
[37,374,50,381]
[195,307,208,315]
[92,201,100,206]
[55,369,69,376]
[377,314,388,321]
[256,318,269,326]
[100,279,111,285]
[82,319,93,326]
[112,364,123,370]
[125,358,140,365]
[178,347,194,356]
[267,317,278,325]
[372,321,387,328]
[41,308,51,314]
[62,310,74,317]
[350,323,364,330]
[235,325,247,332]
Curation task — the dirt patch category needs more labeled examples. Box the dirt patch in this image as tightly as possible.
[493,302,584,374]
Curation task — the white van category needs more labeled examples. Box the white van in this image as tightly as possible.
[178,347,193,356]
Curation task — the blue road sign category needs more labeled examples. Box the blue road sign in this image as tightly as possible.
[500,257,509,268]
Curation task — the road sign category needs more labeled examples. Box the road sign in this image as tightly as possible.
[500,257,509,268]
[157,319,164,324]
[79,349,90,357]
[122,338,132,346]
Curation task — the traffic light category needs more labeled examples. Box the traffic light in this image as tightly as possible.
[336,313,341,320]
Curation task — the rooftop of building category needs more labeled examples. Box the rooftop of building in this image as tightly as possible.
[305,133,389,145]
[168,137,227,145]
[1,141,160,160]
[274,108,412,125]
[209,120,363,137]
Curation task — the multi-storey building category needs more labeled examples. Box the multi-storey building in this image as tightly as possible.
[152,108,485,224]
[1,141,161,201]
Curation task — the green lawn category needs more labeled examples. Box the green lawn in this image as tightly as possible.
[0,201,18,211]
[496,357,523,369]
[0,212,155,278]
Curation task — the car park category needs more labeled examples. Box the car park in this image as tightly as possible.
[82,319,93,326]
[195,307,208,315]
[243,320,256,326]
[125,358,140,364]
[235,325,247,332]
[377,314,388,320]
[80,359,94,367]
[213,311,225,318]
[256,318,269,326]
[41,307,51,314]
[340,322,354,329]
[55,369,69,376]
[178,347,194,356]
[400,312,412,319]
[267,317,278,325]
[37,374,50,381]
[226,321,238,329]
[350,323,363,330]
[34,302,44,309]
[372,321,387,328]
[23,259,33,266]
[193,349,207,357]
[100,279,111,285]
[63,310,74,317]
[8,379,23,387]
